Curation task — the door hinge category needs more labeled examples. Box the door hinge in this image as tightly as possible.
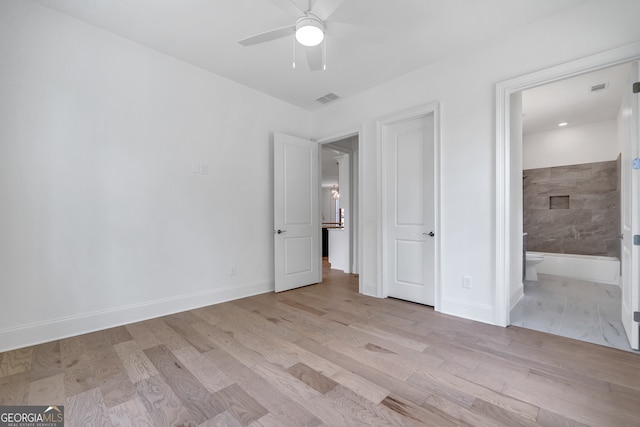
[634,311,640,322]
[634,82,640,94]
[634,235,640,246]
[633,158,640,170]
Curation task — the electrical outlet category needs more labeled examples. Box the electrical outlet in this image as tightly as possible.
[200,164,208,174]
[229,265,236,276]
[192,163,200,173]
[462,276,472,289]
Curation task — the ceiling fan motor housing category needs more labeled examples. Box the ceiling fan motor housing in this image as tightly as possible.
[295,14,324,46]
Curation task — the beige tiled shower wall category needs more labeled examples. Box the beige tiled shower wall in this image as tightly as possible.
[523,156,621,258]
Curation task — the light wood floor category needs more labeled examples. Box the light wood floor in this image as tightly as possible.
[1,265,639,426]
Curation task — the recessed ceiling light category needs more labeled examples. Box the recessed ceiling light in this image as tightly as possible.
[558,122,568,127]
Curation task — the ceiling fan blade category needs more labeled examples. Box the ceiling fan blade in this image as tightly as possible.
[268,0,305,16]
[306,44,323,71]
[238,25,295,46]
[310,0,344,20]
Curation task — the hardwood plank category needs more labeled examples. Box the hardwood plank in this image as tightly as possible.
[63,357,100,397]
[125,322,162,350]
[191,305,224,325]
[329,368,389,404]
[502,370,634,427]
[470,398,540,427]
[536,408,591,427]
[28,372,64,405]
[381,393,462,427]
[113,340,159,383]
[0,370,30,405]
[30,341,63,381]
[0,347,33,377]
[232,298,334,345]
[280,299,326,316]
[212,320,300,369]
[215,383,268,425]
[176,353,234,394]
[142,318,193,351]
[104,326,134,345]
[202,348,321,427]
[108,397,155,427]
[249,360,352,426]
[191,321,267,369]
[286,363,338,394]
[348,322,429,352]
[322,385,418,426]
[135,374,204,426]
[408,370,540,421]
[322,337,416,380]
[200,410,243,427]
[144,344,225,422]
[424,393,512,427]
[163,315,217,353]
[295,337,444,415]
[66,387,113,427]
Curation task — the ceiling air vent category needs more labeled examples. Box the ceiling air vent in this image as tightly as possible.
[316,92,340,104]
[590,82,608,92]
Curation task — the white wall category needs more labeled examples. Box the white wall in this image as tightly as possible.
[321,188,336,223]
[312,0,640,324]
[0,1,312,351]
[523,119,619,169]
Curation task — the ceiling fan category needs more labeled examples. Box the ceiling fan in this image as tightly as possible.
[237,0,350,71]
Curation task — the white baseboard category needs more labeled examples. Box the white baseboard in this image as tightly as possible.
[361,282,379,298]
[510,283,524,311]
[0,280,273,353]
[440,297,495,325]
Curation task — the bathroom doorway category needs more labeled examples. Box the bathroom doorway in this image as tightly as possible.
[509,63,638,352]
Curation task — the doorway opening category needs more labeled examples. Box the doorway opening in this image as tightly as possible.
[511,64,633,351]
[320,134,359,281]
[496,43,640,352]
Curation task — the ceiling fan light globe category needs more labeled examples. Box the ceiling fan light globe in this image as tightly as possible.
[295,17,324,47]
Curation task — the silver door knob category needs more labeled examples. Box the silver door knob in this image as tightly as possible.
[276,229,287,234]
[423,231,435,237]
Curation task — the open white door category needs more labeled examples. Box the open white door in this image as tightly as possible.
[274,133,321,292]
[621,62,640,350]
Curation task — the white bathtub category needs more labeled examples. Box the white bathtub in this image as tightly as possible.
[529,251,620,285]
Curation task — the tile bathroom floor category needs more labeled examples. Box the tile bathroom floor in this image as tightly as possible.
[511,273,639,353]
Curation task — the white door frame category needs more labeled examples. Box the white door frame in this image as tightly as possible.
[495,42,640,326]
[318,129,362,291]
[377,102,441,309]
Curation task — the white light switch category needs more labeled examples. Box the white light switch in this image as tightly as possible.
[192,163,200,173]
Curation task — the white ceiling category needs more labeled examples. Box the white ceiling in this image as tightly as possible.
[522,62,631,134]
[35,0,587,111]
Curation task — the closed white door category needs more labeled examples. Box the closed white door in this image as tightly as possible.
[383,114,435,305]
[274,133,321,292]
[620,62,640,350]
